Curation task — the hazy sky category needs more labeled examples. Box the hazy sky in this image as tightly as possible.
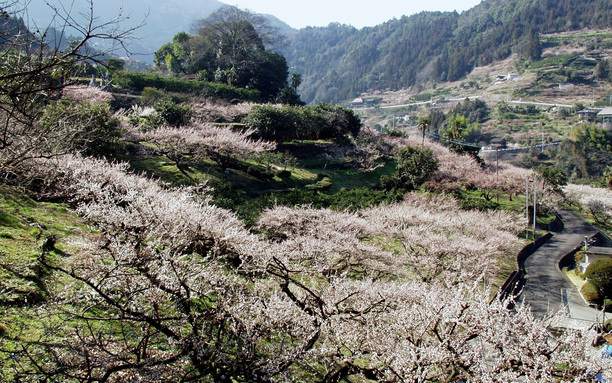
[227,0,482,29]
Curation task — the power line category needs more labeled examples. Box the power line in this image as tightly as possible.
[424,131,483,148]
[423,131,561,152]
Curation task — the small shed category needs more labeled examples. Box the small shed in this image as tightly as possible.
[490,138,507,149]
[506,73,519,81]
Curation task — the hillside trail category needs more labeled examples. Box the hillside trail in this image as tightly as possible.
[520,209,605,329]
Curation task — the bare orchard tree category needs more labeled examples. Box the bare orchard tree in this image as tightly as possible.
[0,0,141,174]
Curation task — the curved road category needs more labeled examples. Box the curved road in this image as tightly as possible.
[520,209,602,328]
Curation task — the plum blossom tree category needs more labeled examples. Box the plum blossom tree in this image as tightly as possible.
[135,124,275,175]
[565,184,612,225]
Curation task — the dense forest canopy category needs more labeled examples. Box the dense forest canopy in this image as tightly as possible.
[282,0,612,104]
[154,6,298,103]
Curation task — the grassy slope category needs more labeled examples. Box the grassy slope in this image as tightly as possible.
[0,186,96,350]
[0,187,93,305]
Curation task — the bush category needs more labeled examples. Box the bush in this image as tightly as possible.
[115,72,261,102]
[575,251,586,268]
[38,99,121,157]
[581,282,600,303]
[305,177,332,191]
[141,87,165,105]
[154,100,192,128]
[379,174,398,190]
[244,103,362,142]
[395,146,439,190]
[584,258,612,298]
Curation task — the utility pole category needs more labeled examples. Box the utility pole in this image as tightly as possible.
[496,147,499,202]
[533,176,537,243]
[541,124,544,154]
[526,179,530,240]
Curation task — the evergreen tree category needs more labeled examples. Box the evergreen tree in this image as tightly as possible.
[594,59,610,80]
[526,29,542,61]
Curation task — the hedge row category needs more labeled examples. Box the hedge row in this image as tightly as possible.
[115,72,261,102]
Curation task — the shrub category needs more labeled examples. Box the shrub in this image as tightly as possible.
[141,87,165,105]
[575,251,586,268]
[379,174,398,190]
[581,282,600,303]
[38,99,121,157]
[154,100,192,128]
[395,145,440,190]
[584,258,612,298]
[244,103,362,142]
[305,177,332,191]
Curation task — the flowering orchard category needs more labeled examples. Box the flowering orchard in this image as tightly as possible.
[565,184,612,226]
[62,85,115,104]
[386,135,532,198]
[2,154,608,382]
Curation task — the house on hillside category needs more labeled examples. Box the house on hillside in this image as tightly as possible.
[495,73,519,82]
[579,246,612,273]
[506,73,519,81]
[578,108,599,122]
[349,97,375,108]
[598,107,612,129]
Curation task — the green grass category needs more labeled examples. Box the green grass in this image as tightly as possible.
[0,186,92,305]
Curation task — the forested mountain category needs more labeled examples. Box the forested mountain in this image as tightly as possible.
[282,0,612,104]
[22,0,292,63]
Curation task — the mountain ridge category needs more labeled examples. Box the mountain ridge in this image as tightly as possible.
[281,0,612,104]
[22,0,293,62]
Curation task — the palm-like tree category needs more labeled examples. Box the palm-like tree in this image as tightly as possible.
[418,117,430,146]
[290,73,302,92]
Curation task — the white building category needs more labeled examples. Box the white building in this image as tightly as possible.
[580,246,612,273]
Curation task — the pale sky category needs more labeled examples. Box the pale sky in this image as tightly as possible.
[228,0,483,29]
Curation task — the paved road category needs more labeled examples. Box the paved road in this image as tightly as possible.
[520,209,602,328]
